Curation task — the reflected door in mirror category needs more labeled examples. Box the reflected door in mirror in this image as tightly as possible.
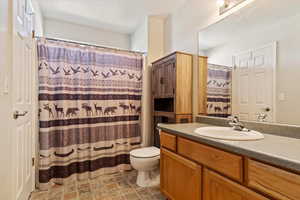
[232,43,276,122]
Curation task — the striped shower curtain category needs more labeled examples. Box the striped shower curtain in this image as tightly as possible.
[37,39,143,190]
[207,64,232,118]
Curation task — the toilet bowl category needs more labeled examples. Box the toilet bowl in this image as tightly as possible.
[130,146,160,187]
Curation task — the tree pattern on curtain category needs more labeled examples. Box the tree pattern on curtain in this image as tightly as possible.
[207,64,232,118]
[37,39,143,190]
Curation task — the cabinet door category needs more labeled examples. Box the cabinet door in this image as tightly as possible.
[152,64,165,97]
[152,65,159,97]
[163,60,175,97]
[160,148,202,200]
[204,169,269,200]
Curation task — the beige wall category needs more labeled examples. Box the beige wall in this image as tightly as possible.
[131,16,165,146]
[44,18,131,50]
[131,18,148,53]
[131,15,165,63]
[164,0,218,54]
[147,16,165,64]
[0,0,13,199]
[164,0,257,54]
[205,13,300,125]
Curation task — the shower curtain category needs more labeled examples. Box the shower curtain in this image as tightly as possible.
[207,64,232,118]
[37,38,143,190]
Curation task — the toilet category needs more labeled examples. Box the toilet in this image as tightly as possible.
[130,146,160,187]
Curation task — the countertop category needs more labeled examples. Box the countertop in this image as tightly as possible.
[157,123,300,173]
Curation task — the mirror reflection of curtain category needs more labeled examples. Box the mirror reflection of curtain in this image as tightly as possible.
[207,64,232,118]
[37,38,143,190]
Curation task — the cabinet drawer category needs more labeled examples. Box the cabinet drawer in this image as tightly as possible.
[178,137,243,182]
[247,159,300,200]
[160,131,177,151]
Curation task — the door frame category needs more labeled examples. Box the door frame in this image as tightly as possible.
[33,38,39,190]
[232,42,277,122]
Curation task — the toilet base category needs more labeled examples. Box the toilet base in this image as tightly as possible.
[136,169,160,187]
[136,171,150,187]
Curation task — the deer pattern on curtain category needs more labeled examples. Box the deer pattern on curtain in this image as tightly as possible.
[207,64,232,118]
[37,39,143,190]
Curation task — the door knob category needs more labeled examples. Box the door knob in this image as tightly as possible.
[13,110,28,119]
[264,107,271,112]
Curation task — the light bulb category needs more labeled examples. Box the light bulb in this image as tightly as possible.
[217,0,225,7]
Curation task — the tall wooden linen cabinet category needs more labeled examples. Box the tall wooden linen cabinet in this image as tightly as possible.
[152,52,193,147]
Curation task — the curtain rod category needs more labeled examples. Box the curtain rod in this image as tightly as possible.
[34,36,147,55]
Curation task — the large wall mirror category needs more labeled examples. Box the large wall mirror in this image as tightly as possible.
[198,0,300,126]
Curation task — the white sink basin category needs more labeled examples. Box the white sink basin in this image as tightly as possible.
[194,127,264,141]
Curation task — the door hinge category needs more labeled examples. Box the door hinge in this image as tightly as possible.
[32,157,35,167]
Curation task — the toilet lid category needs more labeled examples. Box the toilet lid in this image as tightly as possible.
[130,147,160,158]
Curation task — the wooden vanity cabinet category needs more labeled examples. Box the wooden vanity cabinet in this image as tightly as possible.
[204,168,268,200]
[160,131,300,200]
[160,131,177,152]
[160,148,202,200]
[247,159,300,200]
[178,137,243,182]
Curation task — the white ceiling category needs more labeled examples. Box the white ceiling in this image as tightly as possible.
[198,0,300,50]
[38,0,187,34]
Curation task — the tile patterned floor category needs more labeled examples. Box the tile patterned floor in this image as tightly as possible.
[30,170,166,200]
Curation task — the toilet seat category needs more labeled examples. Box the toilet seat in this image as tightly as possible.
[130,147,160,158]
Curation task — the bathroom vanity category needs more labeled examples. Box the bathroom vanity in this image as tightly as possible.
[158,123,300,200]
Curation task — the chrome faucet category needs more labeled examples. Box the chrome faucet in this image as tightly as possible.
[228,116,245,131]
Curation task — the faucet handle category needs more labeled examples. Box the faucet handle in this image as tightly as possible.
[227,116,234,120]
[257,113,267,122]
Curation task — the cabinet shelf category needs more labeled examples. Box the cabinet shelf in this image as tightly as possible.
[153,95,175,99]
[154,111,175,118]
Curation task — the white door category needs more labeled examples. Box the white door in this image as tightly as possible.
[12,0,36,200]
[233,43,276,122]
[232,51,253,121]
